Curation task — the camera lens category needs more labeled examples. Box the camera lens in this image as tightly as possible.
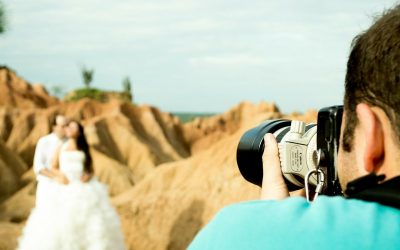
[236,120,317,191]
[237,106,343,195]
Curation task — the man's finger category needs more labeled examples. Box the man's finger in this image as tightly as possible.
[262,133,282,180]
[260,133,289,200]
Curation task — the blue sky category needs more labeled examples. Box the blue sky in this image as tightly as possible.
[0,0,399,113]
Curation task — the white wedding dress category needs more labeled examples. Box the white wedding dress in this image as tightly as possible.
[17,149,126,250]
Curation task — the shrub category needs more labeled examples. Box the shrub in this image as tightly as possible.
[66,88,105,102]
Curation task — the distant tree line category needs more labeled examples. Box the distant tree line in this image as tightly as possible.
[76,65,133,102]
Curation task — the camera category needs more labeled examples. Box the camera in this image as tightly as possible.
[236,105,343,195]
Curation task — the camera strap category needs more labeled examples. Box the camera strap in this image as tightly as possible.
[345,174,400,210]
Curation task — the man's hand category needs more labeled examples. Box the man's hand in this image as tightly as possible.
[54,172,69,185]
[39,168,57,178]
[260,133,290,200]
[260,134,307,200]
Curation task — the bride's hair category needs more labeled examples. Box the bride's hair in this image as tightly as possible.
[73,120,94,174]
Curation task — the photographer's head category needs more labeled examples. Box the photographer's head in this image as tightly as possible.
[339,6,400,190]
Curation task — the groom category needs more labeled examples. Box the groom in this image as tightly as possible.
[33,114,68,207]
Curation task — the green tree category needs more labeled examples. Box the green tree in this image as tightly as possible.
[81,65,94,88]
[0,1,6,34]
[122,76,133,101]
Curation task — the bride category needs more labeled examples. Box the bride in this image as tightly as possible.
[17,120,126,250]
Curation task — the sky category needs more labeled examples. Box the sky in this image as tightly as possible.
[0,0,399,113]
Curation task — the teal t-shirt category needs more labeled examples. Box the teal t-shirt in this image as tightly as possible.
[189,196,400,250]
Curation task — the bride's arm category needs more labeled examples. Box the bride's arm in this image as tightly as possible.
[81,172,93,183]
[81,154,94,183]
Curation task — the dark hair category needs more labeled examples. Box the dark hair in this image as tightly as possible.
[343,5,400,152]
[71,120,94,174]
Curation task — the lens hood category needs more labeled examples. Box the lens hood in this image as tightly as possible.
[236,119,291,187]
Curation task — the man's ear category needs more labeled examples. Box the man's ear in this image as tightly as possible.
[356,103,384,173]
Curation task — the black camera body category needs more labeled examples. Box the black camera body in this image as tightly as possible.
[316,106,343,195]
[236,105,343,195]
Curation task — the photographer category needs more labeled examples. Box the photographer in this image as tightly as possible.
[189,5,400,250]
